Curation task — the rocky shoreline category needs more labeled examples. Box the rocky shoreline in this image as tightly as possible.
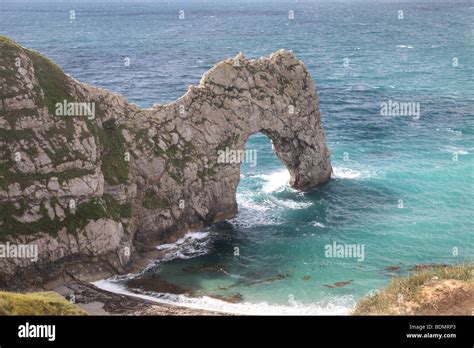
[51,281,227,316]
[30,263,473,316]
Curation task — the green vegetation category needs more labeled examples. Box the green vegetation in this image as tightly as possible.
[0,199,78,239]
[0,291,86,315]
[0,129,39,179]
[0,195,131,241]
[216,134,240,152]
[0,35,71,110]
[133,129,160,154]
[0,35,73,113]
[0,36,133,240]
[353,264,473,315]
[42,122,89,166]
[0,37,98,188]
[0,35,23,50]
[0,128,36,145]
[164,140,195,184]
[103,194,132,219]
[0,36,26,99]
[0,165,95,190]
[86,119,129,185]
[0,135,92,191]
[142,189,169,210]
[132,128,196,184]
[25,48,73,115]
[194,133,239,182]
[2,109,38,128]
[197,166,216,181]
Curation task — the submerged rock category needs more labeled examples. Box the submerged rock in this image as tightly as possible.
[126,275,190,295]
[209,293,243,303]
[182,264,228,274]
[385,266,401,272]
[323,280,354,288]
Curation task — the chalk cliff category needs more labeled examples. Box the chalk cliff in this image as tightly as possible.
[0,36,331,288]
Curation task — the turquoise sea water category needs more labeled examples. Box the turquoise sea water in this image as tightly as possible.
[1,1,473,314]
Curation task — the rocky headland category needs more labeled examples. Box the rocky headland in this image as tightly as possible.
[0,35,332,292]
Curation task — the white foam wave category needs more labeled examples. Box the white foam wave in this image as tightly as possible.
[440,145,471,155]
[260,169,290,193]
[92,279,355,315]
[311,221,326,228]
[155,231,211,262]
[232,169,313,228]
[271,198,312,210]
[231,198,283,228]
[238,193,310,211]
[444,128,463,136]
[237,195,270,212]
[156,232,208,250]
[333,167,362,179]
[332,167,382,180]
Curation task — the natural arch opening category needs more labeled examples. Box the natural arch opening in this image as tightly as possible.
[131,50,332,247]
[237,133,290,194]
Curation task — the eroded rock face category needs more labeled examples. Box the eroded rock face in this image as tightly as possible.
[129,50,332,247]
[0,36,331,288]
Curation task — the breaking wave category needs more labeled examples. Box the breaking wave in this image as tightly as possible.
[260,169,290,193]
[93,279,355,315]
[155,232,211,262]
[332,167,382,180]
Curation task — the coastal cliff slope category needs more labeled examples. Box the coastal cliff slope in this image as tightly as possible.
[0,36,331,288]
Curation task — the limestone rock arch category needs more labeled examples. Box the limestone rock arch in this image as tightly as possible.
[128,50,332,247]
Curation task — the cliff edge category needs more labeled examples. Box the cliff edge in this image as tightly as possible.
[353,264,473,315]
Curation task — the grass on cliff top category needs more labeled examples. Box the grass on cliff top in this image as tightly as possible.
[0,291,86,315]
[0,36,24,50]
[0,35,73,114]
[27,47,73,115]
[1,35,131,186]
[353,264,473,315]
